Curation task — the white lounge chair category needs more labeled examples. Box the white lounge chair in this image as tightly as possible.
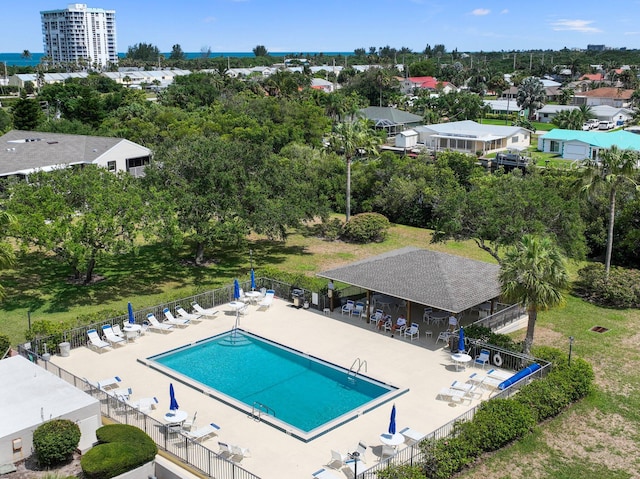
[87,329,111,352]
[258,290,275,310]
[312,468,343,479]
[185,422,220,442]
[230,444,251,461]
[191,301,220,318]
[111,324,125,338]
[399,426,426,445]
[218,441,233,459]
[327,449,349,470]
[102,324,126,347]
[437,387,472,405]
[146,313,173,333]
[96,375,122,390]
[450,380,482,399]
[108,387,132,401]
[175,305,202,323]
[128,396,158,414]
[163,308,190,328]
[355,441,367,464]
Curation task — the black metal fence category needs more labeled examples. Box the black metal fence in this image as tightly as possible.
[28,356,261,479]
[471,303,527,331]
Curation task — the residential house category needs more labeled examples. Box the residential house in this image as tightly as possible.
[483,99,522,116]
[414,120,530,155]
[0,130,151,179]
[398,76,458,95]
[358,106,424,136]
[537,129,640,162]
[536,104,633,125]
[310,78,335,93]
[572,87,635,107]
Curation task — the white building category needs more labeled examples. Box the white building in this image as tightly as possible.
[414,120,531,155]
[0,356,101,465]
[41,3,118,68]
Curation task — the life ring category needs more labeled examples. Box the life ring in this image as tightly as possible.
[493,353,503,367]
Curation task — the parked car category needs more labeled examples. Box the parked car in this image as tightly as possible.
[598,120,615,130]
[587,119,600,129]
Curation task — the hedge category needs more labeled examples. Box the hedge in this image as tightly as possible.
[81,424,157,479]
[33,419,81,467]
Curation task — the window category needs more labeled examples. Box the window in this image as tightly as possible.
[511,136,519,143]
[549,141,560,153]
[107,161,116,172]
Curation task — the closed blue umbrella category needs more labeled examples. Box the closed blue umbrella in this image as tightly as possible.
[127,302,135,324]
[169,383,179,411]
[233,279,240,300]
[388,404,396,435]
[458,326,466,353]
[250,269,256,291]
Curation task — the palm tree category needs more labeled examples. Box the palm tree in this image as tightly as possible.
[500,235,569,355]
[0,212,16,300]
[516,77,546,120]
[328,119,381,221]
[582,146,640,279]
[21,50,31,60]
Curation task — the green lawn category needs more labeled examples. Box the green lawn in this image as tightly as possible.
[1,222,637,478]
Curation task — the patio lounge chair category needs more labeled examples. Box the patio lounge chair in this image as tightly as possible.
[102,324,126,347]
[87,329,111,352]
[146,313,174,333]
[230,444,251,461]
[326,449,349,470]
[162,308,190,328]
[191,301,220,318]
[185,422,220,442]
[437,387,472,405]
[111,324,125,337]
[175,305,202,323]
[403,323,420,341]
[355,441,367,463]
[107,387,132,401]
[96,375,122,390]
[312,468,343,479]
[258,290,274,310]
[128,396,158,414]
[218,441,233,459]
[450,380,482,399]
[399,426,426,445]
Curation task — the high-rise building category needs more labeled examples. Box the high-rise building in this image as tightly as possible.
[41,3,117,68]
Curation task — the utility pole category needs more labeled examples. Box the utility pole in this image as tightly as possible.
[513,53,516,70]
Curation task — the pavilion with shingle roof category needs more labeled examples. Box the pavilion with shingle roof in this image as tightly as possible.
[317,246,501,314]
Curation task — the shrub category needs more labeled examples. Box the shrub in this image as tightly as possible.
[81,424,157,479]
[33,419,81,467]
[318,217,343,241]
[341,212,390,243]
[0,333,10,357]
[457,399,536,452]
[515,375,572,421]
[423,436,478,479]
[575,263,640,308]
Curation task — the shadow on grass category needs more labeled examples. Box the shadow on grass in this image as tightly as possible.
[0,238,311,316]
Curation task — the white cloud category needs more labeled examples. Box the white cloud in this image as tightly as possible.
[624,31,640,35]
[471,8,490,16]
[500,9,509,14]
[550,19,602,33]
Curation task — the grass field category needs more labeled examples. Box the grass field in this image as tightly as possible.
[1,221,638,478]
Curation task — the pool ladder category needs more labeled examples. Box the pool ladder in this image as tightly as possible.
[348,358,367,384]
[251,401,275,422]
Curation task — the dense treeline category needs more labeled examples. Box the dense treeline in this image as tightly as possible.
[1,61,639,282]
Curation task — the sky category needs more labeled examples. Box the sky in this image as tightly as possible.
[5,0,640,54]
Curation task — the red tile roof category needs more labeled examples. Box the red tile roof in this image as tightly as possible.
[579,87,634,99]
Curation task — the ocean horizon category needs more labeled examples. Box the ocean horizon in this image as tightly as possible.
[1,51,354,67]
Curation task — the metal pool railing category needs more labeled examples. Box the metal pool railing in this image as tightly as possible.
[25,354,262,479]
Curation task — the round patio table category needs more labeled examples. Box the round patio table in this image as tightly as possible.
[164,410,188,424]
[451,353,472,372]
[380,432,405,446]
[244,291,261,304]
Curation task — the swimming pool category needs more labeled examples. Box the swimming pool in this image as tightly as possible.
[145,329,404,441]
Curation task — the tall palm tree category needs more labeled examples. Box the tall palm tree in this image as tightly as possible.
[516,77,546,120]
[328,119,381,221]
[500,235,569,356]
[0,211,16,300]
[582,146,640,279]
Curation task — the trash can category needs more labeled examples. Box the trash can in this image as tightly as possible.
[448,335,458,353]
[59,342,70,357]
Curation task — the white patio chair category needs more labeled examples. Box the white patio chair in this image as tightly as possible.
[162,308,190,328]
[327,449,349,470]
[474,349,491,369]
[101,325,126,347]
[87,329,111,352]
[145,313,174,333]
[351,302,366,319]
[436,331,450,345]
[175,305,203,323]
[191,301,220,318]
[341,299,355,316]
[111,324,125,337]
[403,323,420,341]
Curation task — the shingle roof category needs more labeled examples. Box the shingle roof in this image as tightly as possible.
[317,246,500,313]
[0,130,149,177]
[359,107,423,125]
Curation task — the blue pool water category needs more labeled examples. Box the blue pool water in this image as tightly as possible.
[149,330,398,437]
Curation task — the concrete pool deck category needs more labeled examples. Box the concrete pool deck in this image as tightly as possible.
[51,298,509,479]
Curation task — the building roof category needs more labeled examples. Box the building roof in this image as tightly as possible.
[358,107,423,125]
[576,87,635,100]
[539,129,640,150]
[317,246,500,313]
[0,130,150,177]
[483,99,522,113]
[0,355,99,438]
[416,120,528,139]
[537,104,633,116]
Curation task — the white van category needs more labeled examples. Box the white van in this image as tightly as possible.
[598,120,615,130]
